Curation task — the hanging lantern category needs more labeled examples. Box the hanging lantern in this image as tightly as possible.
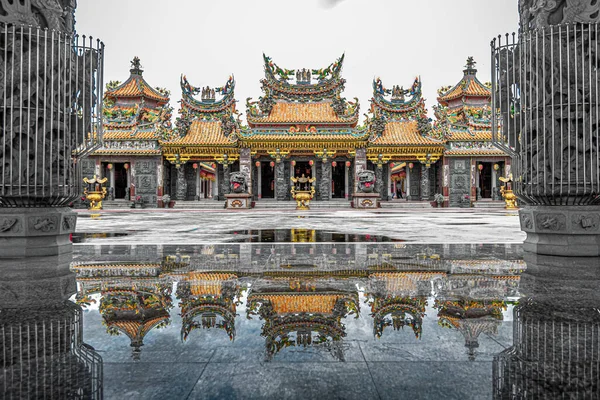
[211,163,216,169]
[345,161,351,168]
[107,163,113,170]
[192,163,198,169]
[255,161,260,167]
[478,164,484,171]
[291,160,296,166]
[270,161,275,167]
[331,161,337,167]
[308,160,314,166]
[123,163,129,170]
[390,163,395,168]
[408,162,414,169]
[493,163,500,171]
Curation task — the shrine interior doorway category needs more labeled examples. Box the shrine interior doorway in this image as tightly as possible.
[479,162,493,199]
[260,161,275,199]
[331,162,345,199]
[113,163,128,199]
[293,161,312,179]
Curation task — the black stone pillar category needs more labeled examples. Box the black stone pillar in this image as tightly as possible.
[222,167,231,197]
[375,167,384,196]
[275,162,287,201]
[176,166,187,201]
[319,161,331,201]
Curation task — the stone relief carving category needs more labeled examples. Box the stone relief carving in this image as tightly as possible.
[0,0,76,33]
[572,213,599,231]
[521,214,534,230]
[0,217,19,233]
[29,216,57,232]
[535,213,566,231]
[521,0,600,30]
[62,215,76,231]
[420,166,430,201]
[176,167,187,201]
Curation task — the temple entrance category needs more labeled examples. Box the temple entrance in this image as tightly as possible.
[479,162,493,199]
[114,163,128,199]
[293,161,312,179]
[260,161,275,199]
[331,162,345,198]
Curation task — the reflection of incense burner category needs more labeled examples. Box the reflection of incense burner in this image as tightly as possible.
[290,174,316,210]
[499,174,518,209]
[83,175,108,210]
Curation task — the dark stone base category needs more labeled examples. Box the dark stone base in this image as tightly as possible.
[352,193,379,209]
[519,206,600,256]
[0,207,76,257]
[225,193,253,209]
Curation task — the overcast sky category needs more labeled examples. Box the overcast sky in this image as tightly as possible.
[76,0,519,121]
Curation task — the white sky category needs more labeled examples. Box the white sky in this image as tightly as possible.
[76,0,519,121]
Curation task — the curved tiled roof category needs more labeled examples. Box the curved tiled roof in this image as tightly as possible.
[371,121,445,146]
[166,121,237,146]
[92,149,162,155]
[103,130,159,140]
[248,101,358,125]
[438,77,490,103]
[446,130,492,141]
[106,75,169,103]
[444,148,506,156]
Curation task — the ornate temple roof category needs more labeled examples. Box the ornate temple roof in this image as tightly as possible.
[370,121,445,146]
[105,57,169,104]
[161,75,240,151]
[245,54,360,130]
[437,57,491,106]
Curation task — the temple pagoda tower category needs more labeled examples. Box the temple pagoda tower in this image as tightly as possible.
[435,57,510,207]
[160,75,240,201]
[242,54,366,201]
[86,57,172,207]
[366,77,445,200]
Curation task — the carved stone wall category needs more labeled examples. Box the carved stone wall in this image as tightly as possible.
[449,158,470,207]
[520,0,600,31]
[375,167,384,196]
[319,161,331,201]
[420,165,431,201]
[0,0,77,33]
[134,158,158,207]
[222,167,231,198]
[275,162,287,201]
[176,166,187,201]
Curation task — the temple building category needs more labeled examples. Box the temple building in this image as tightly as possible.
[87,55,507,208]
[82,57,172,206]
[435,57,510,207]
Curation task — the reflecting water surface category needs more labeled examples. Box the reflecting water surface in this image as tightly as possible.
[1,240,598,399]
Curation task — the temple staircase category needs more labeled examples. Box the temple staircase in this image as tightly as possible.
[472,199,506,209]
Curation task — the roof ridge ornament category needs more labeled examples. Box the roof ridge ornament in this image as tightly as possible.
[130,56,143,76]
[463,56,477,75]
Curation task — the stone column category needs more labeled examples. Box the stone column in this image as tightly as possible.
[319,161,331,201]
[257,163,262,199]
[239,148,252,195]
[275,161,286,201]
[176,165,187,201]
[375,167,383,195]
[406,165,411,200]
[344,163,349,199]
[157,162,164,203]
[420,164,430,201]
[222,166,231,197]
[353,149,367,194]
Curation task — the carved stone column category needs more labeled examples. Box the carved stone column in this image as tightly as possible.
[176,165,187,201]
[420,165,430,201]
[353,149,367,194]
[222,167,231,197]
[275,162,287,201]
[239,148,252,195]
[375,167,383,195]
[319,161,331,201]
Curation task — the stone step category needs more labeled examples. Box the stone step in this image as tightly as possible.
[173,201,226,209]
[473,200,506,209]
[380,201,432,208]
[102,200,134,209]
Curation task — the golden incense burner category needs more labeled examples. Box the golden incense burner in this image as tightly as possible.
[290,174,316,210]
[83,175,108,210]
[499,173,518,210]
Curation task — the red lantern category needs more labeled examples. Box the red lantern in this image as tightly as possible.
[192,163,198,169]
[390,163,395,168]
[123,163,129,170]
[478,164,484,171]
[255,161,260,167]
[308,160,314,166]
[408,163,413,169]
[270,161,275,167]
[345,161,351,168]
[107,163,113,170]
[291,160,296,166]
[211,163,216,169]
[331,161,337,167]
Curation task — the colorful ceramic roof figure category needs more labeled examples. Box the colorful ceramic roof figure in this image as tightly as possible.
[177,273,239,342]
[95,57,173,155]
[160,75,240,154]
[434,57,505,156]
[243,54,366,150]
[366,77,445,162]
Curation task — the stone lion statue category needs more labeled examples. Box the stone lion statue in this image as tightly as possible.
[229,172,248,194]
[357,170,376,193]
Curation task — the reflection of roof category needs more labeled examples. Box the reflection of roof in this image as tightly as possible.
[248,102,356,125]
[109,316,167,340]
[371,272,445,293]
[258,293,346,314]
[165,121,237,146]
[187,272,237,296]
[371,121,444,146]
[106,75,169,103]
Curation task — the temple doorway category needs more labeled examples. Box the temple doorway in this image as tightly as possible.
[479,162,493,199]
[293,161,312,179]
[261,161,275,199]
[331,162,345,198]
[114,163,128,199]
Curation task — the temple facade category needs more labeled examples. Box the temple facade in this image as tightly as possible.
[88,56,507,208]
